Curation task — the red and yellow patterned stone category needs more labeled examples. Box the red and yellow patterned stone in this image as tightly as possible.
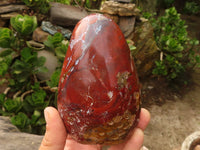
[57,14,141,145]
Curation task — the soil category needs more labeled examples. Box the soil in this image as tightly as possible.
[141,69,200,150]
[140,14,200,150]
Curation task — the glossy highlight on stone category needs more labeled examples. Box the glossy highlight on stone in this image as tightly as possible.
[57,14,141,145]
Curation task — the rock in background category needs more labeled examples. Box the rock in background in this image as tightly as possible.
[41,21,72,39]
[100,1,159,78]
[133,21,159,78]
[0,116,43,150]
[50,2,88,27]
[0,0,27,27]
[32,27,50,43]
[37,50,59,81]
[100,1,140,39]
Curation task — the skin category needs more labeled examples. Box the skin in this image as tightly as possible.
[39,107,150,150]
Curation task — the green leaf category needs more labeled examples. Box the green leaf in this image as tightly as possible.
[194,40,199,45]
[152,61,168,76]
[24,90,48,110]
[195,55,200,63]
[11,59,32,84]
[0,93,6,106]
[0,78,6,86]
[35,56,46,67]
[31,82,40,91]
[11,112,31,132]
[20,47,33,62]
[0,61,9,76]
[31,110,41,124]
[10,15,37,36]
[23,95,34,113]
[184,2,200,15]
[55,46,67,61]
[3,98,22,113]
[0,28,13,48]
[31,90,46,106]
[44,33,64,50]
[36,66,48,73]
[43,38,54,50]
[0,49,13,57]
[11,59,30,76]
[35,117,46,126]
[47,69,61,87]
[22,0,50,14]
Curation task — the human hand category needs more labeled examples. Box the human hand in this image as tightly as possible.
[39,107,150,150]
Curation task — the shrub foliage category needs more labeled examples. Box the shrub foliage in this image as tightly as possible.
[0,15,67,134]
[151,7,200,83]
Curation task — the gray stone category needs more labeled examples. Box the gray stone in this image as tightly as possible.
[132,21,159,78]
[32,27,50,43]
[0,0,23,6]
[37,50,59,81]
[181,131,200,150]
[0,116,19,133]
[41,21,72,39]
[119,16,135,38]
[50,2,88,27]
[0,5,27,14]
[103,13,119,24]
[0,0,11,6]
[0,116,43,150]
[0,12,20,20]
[100,1,140,16]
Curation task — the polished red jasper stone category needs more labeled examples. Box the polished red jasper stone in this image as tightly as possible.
[57,14,141,144]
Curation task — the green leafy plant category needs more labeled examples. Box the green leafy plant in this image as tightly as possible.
[0,94,6,109]
[11,112,31,132]
[48,0,71,5]
[127,39,137,55]
[10,15,37,36]
[10,47,47,89]
[47,69,61,87]
[163,0,174,8]
[151,7,200,83]
[22,0,50,14]
[3,98,22,114]
[44,32,64,50]
[44,33,68,88]
[157,0,175,9]
[0,14,64,134]
[0,28,14,48]
[44,32,68,63]
[183,2,200,15]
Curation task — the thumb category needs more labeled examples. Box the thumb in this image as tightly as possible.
[39,107,67,150]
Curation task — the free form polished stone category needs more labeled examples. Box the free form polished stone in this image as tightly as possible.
[57,14,141,145]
